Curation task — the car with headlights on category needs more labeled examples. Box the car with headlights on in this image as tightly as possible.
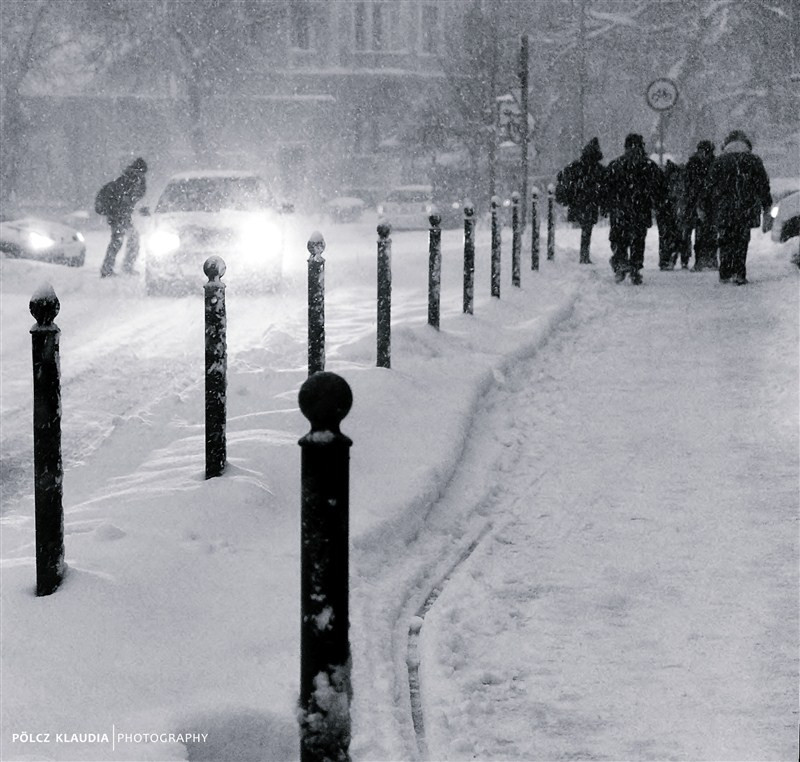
[142,170,290,294]
[0,215,86,267]
[767,189,800,243]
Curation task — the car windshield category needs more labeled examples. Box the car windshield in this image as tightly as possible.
[386,189,431,203]
[156,176,274,213]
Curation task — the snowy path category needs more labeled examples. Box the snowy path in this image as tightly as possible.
[415,270,799,761]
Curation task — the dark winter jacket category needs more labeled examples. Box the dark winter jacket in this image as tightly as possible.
[97,158,147,226]
[684,141,715,222]
[555,137,607,226]
[702,135,772,230]
[604,144,667,230]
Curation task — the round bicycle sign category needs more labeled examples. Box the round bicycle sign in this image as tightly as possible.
[646,78,679,111]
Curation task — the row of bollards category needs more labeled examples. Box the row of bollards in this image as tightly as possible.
[27,185,561,759]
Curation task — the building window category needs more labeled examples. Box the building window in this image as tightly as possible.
[420,3,440,55]
[353,1,403,53]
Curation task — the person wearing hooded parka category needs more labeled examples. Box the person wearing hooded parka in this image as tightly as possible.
[555,137,607,264]
[700,130,771,284]
[97,157,148,278]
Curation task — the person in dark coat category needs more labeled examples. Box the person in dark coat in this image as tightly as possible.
[658,159,691,270]
[97,157,148,277]
[555,137,607,264]
[604,133,667,284]
[700,130,771,284]
[684,140,718,270]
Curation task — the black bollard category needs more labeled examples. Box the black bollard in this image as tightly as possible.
[491,195,501,298]
[298,371,353,762]
[427,212,442,330]
[547,183,556,261]
[377,222,392,368]
[204,256,227,479]
[307,232,326,376]
[531,187,540,271]
[511,191,521,287]
[30,283,65,596]
[463,201,475,315]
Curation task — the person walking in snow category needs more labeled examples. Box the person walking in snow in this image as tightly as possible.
[684,140,719,271]
[554,136,607,264]
[604,133,667,284]
[657,159,691,270]
[96,157,148,278]
[700,130,771,285]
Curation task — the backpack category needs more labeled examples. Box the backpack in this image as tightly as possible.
[94,181,115,216]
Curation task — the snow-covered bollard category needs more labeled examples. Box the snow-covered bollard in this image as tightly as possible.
[204,256,227,479]
[427,212,442,330]
[29,283,65,596]
[307,232,326,376]
[531,186,540,271]
[547,182,556,261]
[491,195,501,298]
[463,201,475,315]
[511,191,521,287]
[298,371,353,762]
[376,222,392,368]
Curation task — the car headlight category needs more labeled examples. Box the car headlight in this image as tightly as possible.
[28,230,55,251]
[238,218,283,261]
[770,204,779,219]
[148,229,181,257]
[451,201,460,209]
[75,231,85,243]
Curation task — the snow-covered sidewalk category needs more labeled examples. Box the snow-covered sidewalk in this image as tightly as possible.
[416,269,799,761]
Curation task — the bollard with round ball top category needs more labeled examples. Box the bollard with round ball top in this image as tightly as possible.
[297,371,353,762]
[307,232,326,376]
[531,186,540,271]
[463,202,476,315]
[427,211,442,330]
[376,222,392,368]
[491,196,501,298]
[547,183,556,261]
[511,191,521,287]
[30,283,65,596]
[204,256,227,479]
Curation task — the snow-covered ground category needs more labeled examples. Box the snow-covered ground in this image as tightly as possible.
[1,215,798,762]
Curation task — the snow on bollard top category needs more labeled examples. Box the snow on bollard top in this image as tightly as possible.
[299,371,352,433]
[429,211,441,227]
[491,195,500,206]
[463,200,474,216]
[203,255,226,281]
[30,282,60,326]
[307,231,326,259]
[531,185,540,196]
[547,182,556,193]
[377,220,392,238]
[512,191,520,201]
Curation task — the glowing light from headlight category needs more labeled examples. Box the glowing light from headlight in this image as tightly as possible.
[451,201,460,209]
[770,205,779,219]
[75,231,85,243]
[28,230,55,251]
[148,229,180,256]
[239,218,282,261]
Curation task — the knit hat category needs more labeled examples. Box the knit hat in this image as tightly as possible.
[696,140,715,155]
[624,133,645,151]
[722,131,752,150]
[129,157,148,173]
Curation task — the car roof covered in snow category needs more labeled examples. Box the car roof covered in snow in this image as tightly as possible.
[166,170,265,181]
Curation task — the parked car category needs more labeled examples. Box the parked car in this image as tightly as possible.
[142,170,291,294]
[0,215,86,267]
[767,189,800,243]
[324,195,367,223]
[377,184,467,230]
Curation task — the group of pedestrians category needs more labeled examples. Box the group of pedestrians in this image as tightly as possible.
[556,129,772,285]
